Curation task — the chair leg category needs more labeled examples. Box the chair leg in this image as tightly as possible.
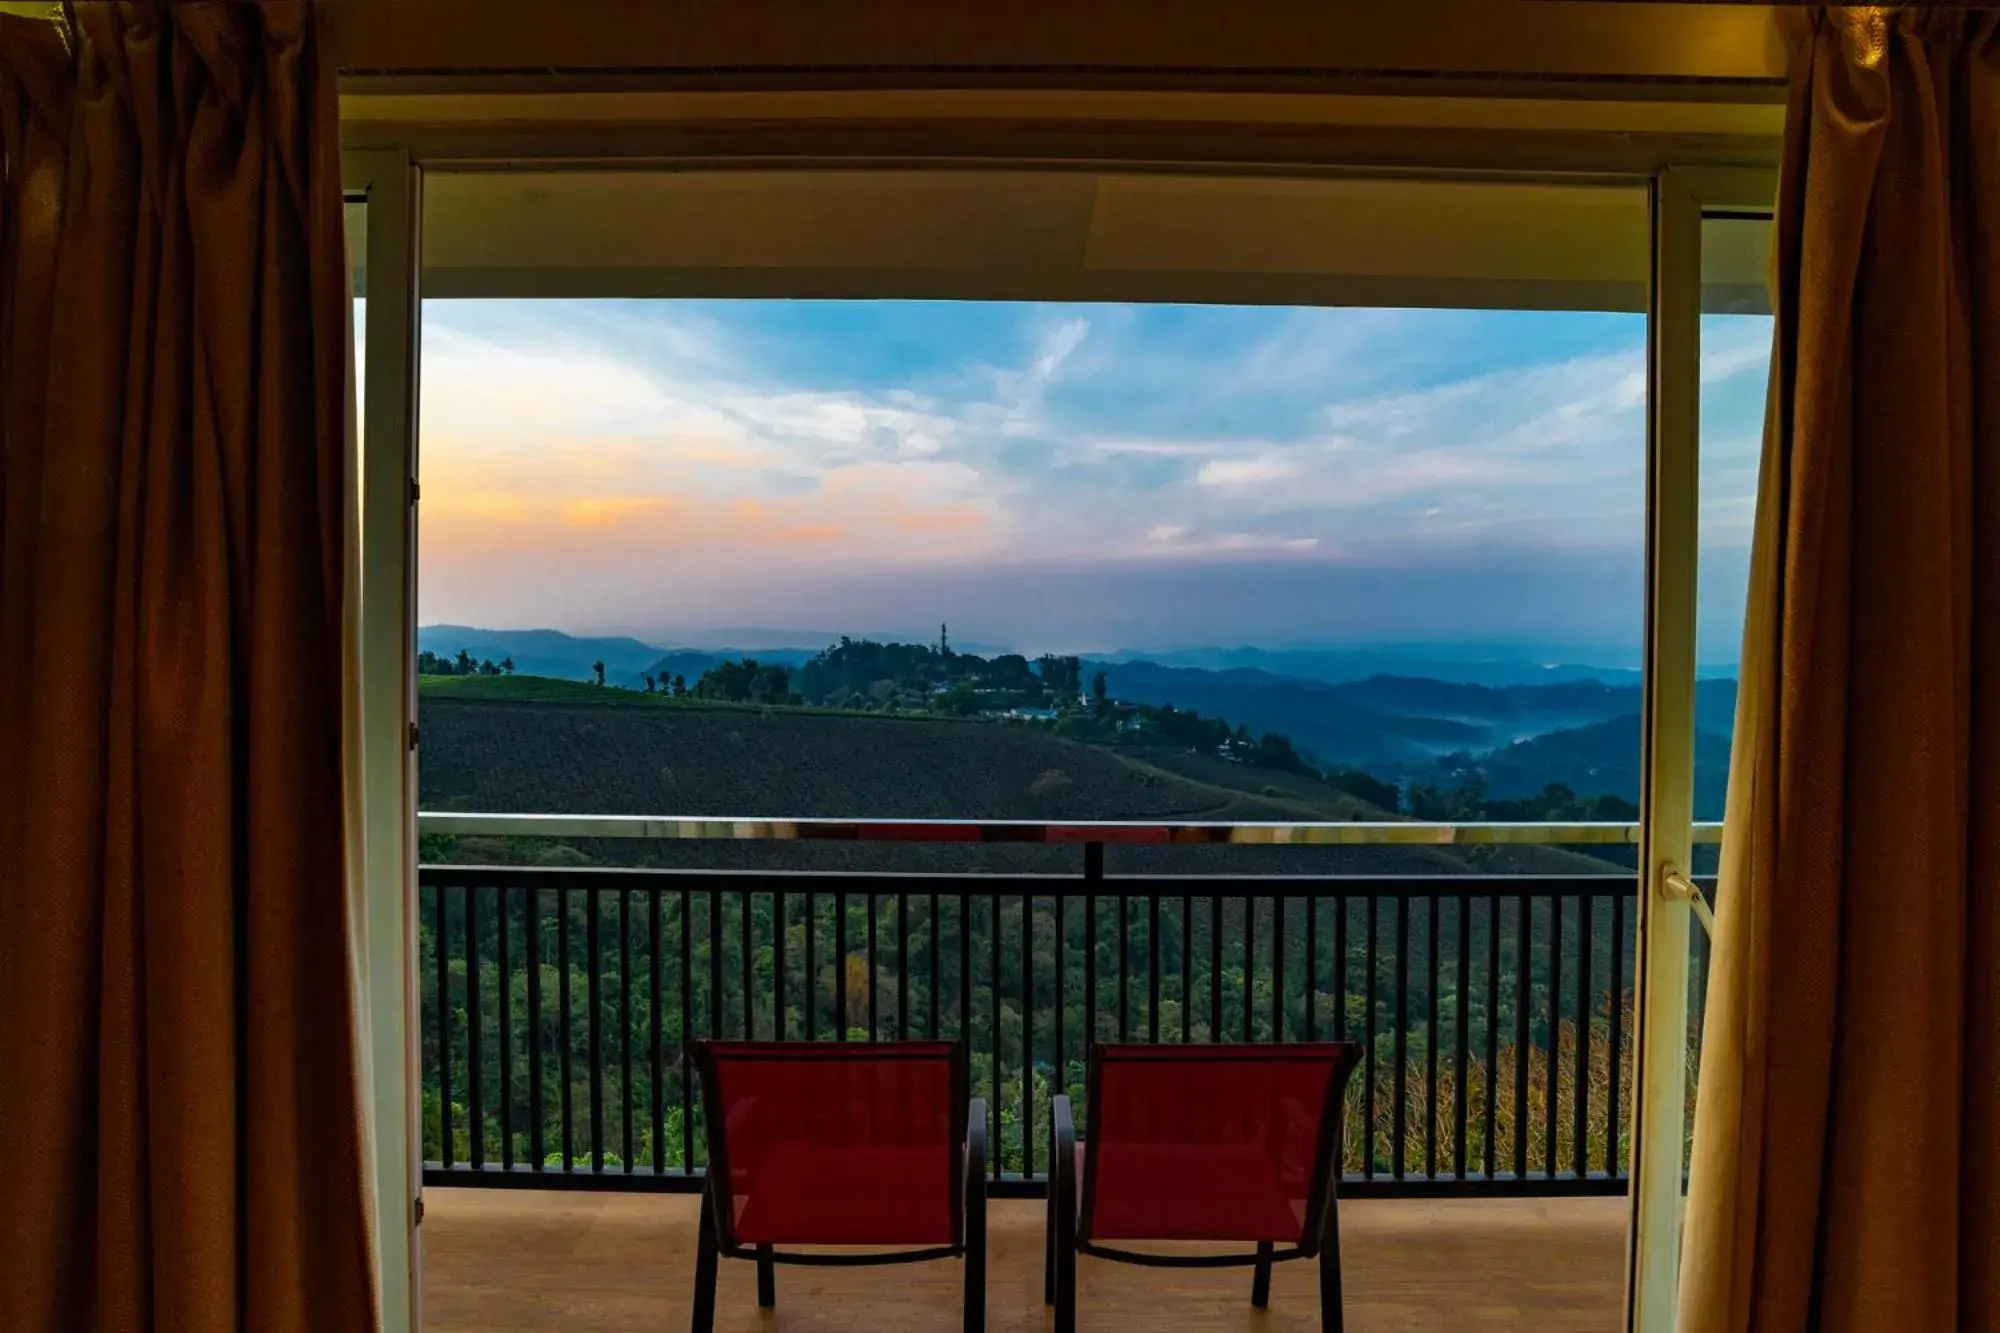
[1044,1172,1057,1305]
[756,1244,775,1308]
[690,1187,720,1333]
[1319,1249,1344,1333]
[964,1222,986,1333]
[1251,1241,1274,1308]
[1054,1242,1076,1333]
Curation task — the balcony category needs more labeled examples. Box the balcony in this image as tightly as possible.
[417,815,1714,1329]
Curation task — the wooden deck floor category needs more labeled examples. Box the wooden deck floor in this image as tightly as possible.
[423,1188,1627,1331]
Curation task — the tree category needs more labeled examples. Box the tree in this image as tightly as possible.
[643,674,656,694]
[672,674,686,698]
[455,648,473,675]
[694,658,789,703]
[592,660,606,687]
[501,656,515,675]
[1091,669,1108,704]
[938,680,981,716]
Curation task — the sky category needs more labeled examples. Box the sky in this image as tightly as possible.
[413,298,1773,659]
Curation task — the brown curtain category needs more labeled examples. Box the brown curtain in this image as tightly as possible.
[1678,11,1998,1333]
[0,4,377,1331]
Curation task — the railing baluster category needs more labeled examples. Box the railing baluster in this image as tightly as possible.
[620,888,634,1172]
[1085,858,1099,1044]
[1455,892,1471,1181]
[958,892,971,1046]
[742,886,755,1041]
[1334,894,1348,1042]
[1363,895,1377,1180]
[1271,896,1285,1043]
[679,888,692,1171]
[898,889,910,1041]
[804,890,816,1042]
[1546,894,1562,1178]
[1148,893,1160,1043]
[1054,893,1066,1098]
[1209,894,1223,1043]
[1608,888,1626,1176]
[1181,894,1193,1043]
[773,889,786,1041]
[1695,891,1713,1039]
[1117,894,1129,1042]
[528,887,544,1171]
[989,894,1001,1181]
[1392,895,1408,1180]
[649,888,662,1173]
[587,888,603,1173]
[1023,894,1034,1178]
[1242,894,1255,1041]
[467,885,483,1169]
[1514,894,1531,1178]
[1484,894,1500,1180]
[559,888,574,1173]
[1426,893,1440,1179]
[835,890,848,1041]
[498,887,513,1170]
[436,884,453,1169]
[1575,893,1593,1178]
[709,889,723,1056]
[1305,894,1318,1041]
[867,890,879,1040]
[929,891,941,1039]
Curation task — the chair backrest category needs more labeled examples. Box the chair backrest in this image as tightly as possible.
[1080,1043,1361,1249]
[693,1040,967,1249]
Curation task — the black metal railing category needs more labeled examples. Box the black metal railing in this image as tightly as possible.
[419,853,1710,1198]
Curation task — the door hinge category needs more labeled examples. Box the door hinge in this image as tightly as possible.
[414,1196,425,1227]
[408,477,421,506]
[407,722,420,751]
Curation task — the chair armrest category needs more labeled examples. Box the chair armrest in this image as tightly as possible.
[1050,1096,1077,1188]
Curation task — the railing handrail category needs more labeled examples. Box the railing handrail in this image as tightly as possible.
[418,811,1725,845]
[416,863,1649,897]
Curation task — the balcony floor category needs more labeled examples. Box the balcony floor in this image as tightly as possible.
[423,1188,1626,1331]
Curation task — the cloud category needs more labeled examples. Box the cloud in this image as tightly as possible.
[1701,327,1772,384]
[560,496,675,527]
[1196,457,1307,488]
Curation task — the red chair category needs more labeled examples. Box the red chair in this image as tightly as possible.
[689,1040,987,1332]
[1045,1042,1363,1332]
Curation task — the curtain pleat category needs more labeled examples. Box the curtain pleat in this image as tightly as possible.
[1678,11,2000,1332]
[0,4,377,1330]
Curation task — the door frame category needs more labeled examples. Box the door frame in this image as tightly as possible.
[1628,162,1776,1333]
[341,113,1777,1333]
[344,146,425,1333]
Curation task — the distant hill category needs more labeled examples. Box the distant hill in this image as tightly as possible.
[418,625,665,686]
[1099,644,1649,688]
[642,647,818,687]
[1096,658,1737,773]
[416,625,823,688]
[1474,715,1734,820]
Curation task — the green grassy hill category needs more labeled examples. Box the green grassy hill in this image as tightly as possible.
[416,676,1627,878]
